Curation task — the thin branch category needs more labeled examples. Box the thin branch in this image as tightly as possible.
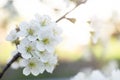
[56,0,87,23]
[0,53,21,79]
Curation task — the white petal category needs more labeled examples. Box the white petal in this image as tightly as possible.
[19,21,28,30]
[41,57,48,63]
[39,64,45,73]
[23,67,30,76]
[36,43,45,51]
[17,31,27,37]
[46,66,54,73]
[21,53,31,59]
[31,68,40,76]
[20,38,30,45]
[46,46,55,53]
[17,45,25,54]
[6,30,18,41]
[19,59,28,67]
[6,34,13,41]
[28,36,37,41]
[11,62,19,69]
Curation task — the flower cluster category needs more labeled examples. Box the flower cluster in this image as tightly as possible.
[71,69,120,80]
[6,14,62,76]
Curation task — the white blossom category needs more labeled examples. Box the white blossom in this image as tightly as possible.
[42,54,58,73]
[51,23,62,43]
[17,39,37,59]
[18,20,40,41]
[6,29,18,41]
[36,33,56,53]
[36,50,53,62]
[35,14,51,26]
[22,57,44,76]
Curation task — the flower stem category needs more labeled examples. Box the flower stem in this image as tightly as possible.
[56,0,87,23]
[0,53,21,79]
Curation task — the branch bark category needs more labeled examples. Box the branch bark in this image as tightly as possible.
[0,53,21,79]
[56,0,87,22]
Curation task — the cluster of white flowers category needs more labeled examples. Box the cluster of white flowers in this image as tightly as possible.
[71,69,120,80]
[6,14,62,76]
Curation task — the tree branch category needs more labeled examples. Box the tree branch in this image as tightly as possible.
[0,53,21,79]
[56,0,87,23]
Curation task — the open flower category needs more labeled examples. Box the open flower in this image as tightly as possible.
[36,33,56,53]
[35,14,51,26]
[17,39,37,59]
[42,54,58,73]
[36,50,53,62]
[51,23,62,44]
[22,57,44,76]
[18,20,40,41]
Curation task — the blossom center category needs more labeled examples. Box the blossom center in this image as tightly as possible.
[44,62,49,66]
[40,51,45,54]
[42,38,50,44]
[26,46,33,53]
[41,20,47,26]
[28,62,36,68]
[27,28,34,35]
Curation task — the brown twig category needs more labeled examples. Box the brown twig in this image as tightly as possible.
[56,0,87,23]
[0,53,21,79]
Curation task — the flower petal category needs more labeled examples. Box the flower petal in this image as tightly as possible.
[23,67,30,76]
[46,65,54,73]
[31,68,40,76]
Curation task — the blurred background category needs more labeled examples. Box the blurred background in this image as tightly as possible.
[0,0,120,80]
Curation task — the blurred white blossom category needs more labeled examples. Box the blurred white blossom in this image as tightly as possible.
[71,69,120,80]
[111,70,120,80]
[71,72,87,80]
[90,17,115,44]
[102,60,118,76]
[89,70,107,80]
